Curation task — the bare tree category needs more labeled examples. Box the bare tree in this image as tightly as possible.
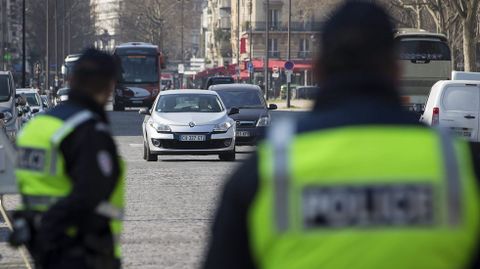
[451,0,480,71]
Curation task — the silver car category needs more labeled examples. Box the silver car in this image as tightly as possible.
[140,89,238,161]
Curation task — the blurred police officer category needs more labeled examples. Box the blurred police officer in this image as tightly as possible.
[12,48,124,269]
[203,1,479,269]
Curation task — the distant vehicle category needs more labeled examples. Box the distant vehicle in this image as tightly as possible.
[421,80,480,141]
[0,71,24,140]
[55,87,70,106]
[210,84,277,146]
[16,88,46,114]
[204,76,234,90]
[395,29,452,110]
[40,95,50,109]
[452,71,480,81]
[62,54,81,83]
[140,89,237,161]
[113,42,165,111]
[161,73,174,91]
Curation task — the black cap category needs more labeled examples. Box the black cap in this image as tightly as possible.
[320,1,396,75]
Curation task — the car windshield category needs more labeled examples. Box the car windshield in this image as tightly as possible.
[57,88,69,96]
[156,94,224,113]
[0,76,11,102]
[22,93,40,106]
[216,90,265,109]
[119,55,158,84]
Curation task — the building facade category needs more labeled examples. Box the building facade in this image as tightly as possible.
[91,0,121,50]
[202,0,233,68]
[0,0,22,70]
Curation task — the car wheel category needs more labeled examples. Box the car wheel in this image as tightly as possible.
[219,149,236,162]
[144,141,157,162]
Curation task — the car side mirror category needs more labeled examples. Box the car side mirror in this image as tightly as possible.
[268,104,278,110]
[228,107,240,115]
[0,112,5,120]
[139,108,151,115]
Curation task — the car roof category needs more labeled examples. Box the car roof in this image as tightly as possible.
[17,88,39,93]
[210,83,261,91]
[160,89,218,95]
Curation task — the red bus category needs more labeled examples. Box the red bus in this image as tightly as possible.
[113,42,165,111]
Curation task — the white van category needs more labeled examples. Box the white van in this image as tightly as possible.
[421,80,480,141]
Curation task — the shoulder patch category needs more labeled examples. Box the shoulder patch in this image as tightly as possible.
[97,150,113,177]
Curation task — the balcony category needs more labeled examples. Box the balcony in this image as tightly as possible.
[297,51,312,59]
[251,21,322,32]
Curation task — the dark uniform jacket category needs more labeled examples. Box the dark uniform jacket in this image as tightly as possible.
[203,75,480,269]
[36,90,120,264]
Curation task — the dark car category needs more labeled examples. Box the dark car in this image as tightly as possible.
[204,76,234,90]
[210,84,277,146]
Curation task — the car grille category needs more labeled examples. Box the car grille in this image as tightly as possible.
[236,120,256,128]
[159,139,232,149]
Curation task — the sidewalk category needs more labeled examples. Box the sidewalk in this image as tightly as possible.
[269,99,314,111]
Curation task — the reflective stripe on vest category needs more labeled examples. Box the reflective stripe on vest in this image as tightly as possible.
[22,195,124,220]
[49,110,94,175]
[251,121,480,269]
[269,120,464,230]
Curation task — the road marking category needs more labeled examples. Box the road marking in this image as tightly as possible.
[129,144,143,148]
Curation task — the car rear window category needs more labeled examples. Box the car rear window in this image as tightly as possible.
[216,90,265,109]
[398,40,451,61]
[442,86,479,111]
[0,76,11,102]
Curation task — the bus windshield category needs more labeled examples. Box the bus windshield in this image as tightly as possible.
[119,55,158,84]
[398,40,451,61]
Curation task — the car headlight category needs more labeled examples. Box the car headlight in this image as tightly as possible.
[214,121,233,132]
[1,111,13,124]
[149,120,171,132]
[256,116,270,127]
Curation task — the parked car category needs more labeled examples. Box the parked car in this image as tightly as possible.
[55,87,70,106]
[210,84,277,146]
[17,88,46,115]
[40,95,50,109]
[204,76,235,89]
[140,89,238,161]
[421,80,480,141]
[0,71,24,140]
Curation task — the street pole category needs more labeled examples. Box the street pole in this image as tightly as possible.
[249,0,253,84]
[62,0,65,62]
[180,0,184,89]
[286,0,291,108]
[46,0,50,94]
[22,0,26,88]
[54,0,58,89]
[236,0,240,82]
[264,0,269,99]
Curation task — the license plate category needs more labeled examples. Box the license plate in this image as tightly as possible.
[450,128,472,138]
[132,100,143,104]
[236,131,250,137]
[179,135,206,141]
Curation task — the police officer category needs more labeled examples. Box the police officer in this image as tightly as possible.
[203,2,479,269]
[12,48,124,269]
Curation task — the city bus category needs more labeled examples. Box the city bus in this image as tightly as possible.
[113,42,165,111]
[62,54,81,85]
[395,29,452,110]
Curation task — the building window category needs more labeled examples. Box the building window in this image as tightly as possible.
[269,9,280,29]
[268,38,280,57]
[298,39,311,58]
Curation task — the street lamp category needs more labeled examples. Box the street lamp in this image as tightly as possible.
[22,0,26,88]
[264,0,269,99]
[286,0,291,108]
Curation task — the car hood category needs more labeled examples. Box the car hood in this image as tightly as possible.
[228,108,268,121]
[153,111,228,126]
